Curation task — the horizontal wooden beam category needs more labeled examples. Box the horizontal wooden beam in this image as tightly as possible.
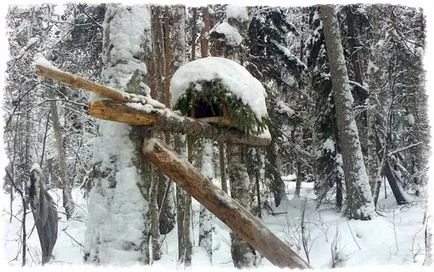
[89,99,271,146]
[142,138,310,269]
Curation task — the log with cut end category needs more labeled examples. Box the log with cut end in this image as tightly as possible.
[142,138,311,269]
[89,99,271,146]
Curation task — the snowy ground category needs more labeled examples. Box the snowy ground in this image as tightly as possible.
[2,177,429,269]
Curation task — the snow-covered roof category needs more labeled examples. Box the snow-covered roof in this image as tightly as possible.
[170,57,268,121]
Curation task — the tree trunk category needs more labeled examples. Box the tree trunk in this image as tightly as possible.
[295,161,302,198]
[366,6,381,197]
[372,129,409,205]
[345,6,364,85]
[336,175,343,210]
[320,5,374,220]
[424,207,432,266]
[200,6,210,57]
[83,5,151,264]
[171,5,192,266]
[198,139,214,261]
[345,5,369,177]
[266,138,286,207]
[149,165,161,261]
[182,190,192,266]
[156,6,176,236]
[219,143,228,193]
[174,135,186,263]
[227,144,257,268]
[142,138,310,269]
[49,96,74,219]
[181,137,194,267]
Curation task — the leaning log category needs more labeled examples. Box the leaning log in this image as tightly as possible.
[142,138,310,269]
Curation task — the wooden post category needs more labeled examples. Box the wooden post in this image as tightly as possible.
[142,138,311,269]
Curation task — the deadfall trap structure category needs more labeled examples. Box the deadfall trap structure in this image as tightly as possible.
[34,57,310,269]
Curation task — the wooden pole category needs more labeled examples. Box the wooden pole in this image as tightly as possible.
[89,99,270,146]
[142,138,310,269]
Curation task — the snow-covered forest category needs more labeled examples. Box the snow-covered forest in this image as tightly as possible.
[2,3,432,269]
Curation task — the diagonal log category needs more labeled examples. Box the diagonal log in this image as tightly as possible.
[35,63,271,146]
[142,137,311,269]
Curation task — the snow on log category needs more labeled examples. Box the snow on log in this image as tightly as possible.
[35,61,126,102]
[142,137,310,269]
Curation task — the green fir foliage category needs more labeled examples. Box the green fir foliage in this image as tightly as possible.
[174,79,267,135]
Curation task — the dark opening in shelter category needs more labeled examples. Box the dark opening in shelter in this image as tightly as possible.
[174,79,266,135]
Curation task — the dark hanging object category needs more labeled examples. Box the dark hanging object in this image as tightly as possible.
[28,166,58,265]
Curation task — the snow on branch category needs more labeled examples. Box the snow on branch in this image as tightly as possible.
[34,59,271,146]
[388,142,423,157]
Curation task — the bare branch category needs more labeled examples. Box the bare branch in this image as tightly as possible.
[388,142,423,157]
[80,9,103,29]
[62,228,84,248]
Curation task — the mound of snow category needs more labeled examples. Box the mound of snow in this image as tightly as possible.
[212,22,243,46]
[170,57,268,121]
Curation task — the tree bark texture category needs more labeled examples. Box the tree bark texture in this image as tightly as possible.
[83,5,150,264]
[197,139,215,261]
[49,96,75,219]
[266,139,286,207]
[320,5,374,220]
[200,6,210,57]
[173,135,189,264]
[227,144,256,268]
